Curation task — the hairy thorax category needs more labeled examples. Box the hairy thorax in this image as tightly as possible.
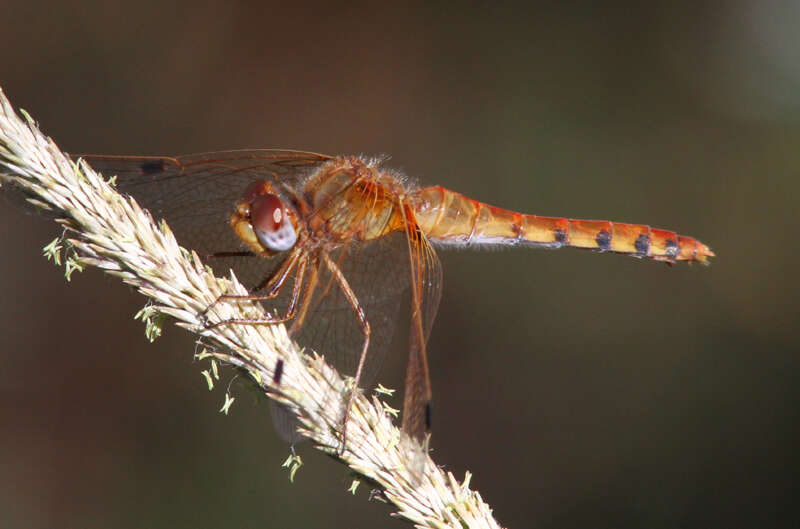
[302,157,410,246]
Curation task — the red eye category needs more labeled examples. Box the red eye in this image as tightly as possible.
[248,193,297,252]
[250,193,284,232]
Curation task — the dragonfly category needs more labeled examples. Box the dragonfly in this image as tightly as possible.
[76,149,714,447]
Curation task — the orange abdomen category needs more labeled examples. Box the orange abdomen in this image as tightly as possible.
[410,186,714,263]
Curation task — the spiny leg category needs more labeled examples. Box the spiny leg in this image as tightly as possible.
[200,249,300,324]
[321,251,371,454]
[207,253,309,329]
[206,250,255,258]
[234,248,301,299]
[250,249,303,295]
[295,247,345,326]
[289,255,320,335]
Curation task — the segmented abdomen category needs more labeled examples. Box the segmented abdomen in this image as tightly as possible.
[410,186,714,263]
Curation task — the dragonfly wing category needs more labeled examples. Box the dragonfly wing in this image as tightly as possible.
[292,233,411,388]
[267,233,412,442]
[75,150,332,288]
[401,223,443,442]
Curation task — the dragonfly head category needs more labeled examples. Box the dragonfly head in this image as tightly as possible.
[231,180,302,256]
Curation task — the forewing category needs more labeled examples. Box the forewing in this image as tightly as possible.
[76,150,332,287]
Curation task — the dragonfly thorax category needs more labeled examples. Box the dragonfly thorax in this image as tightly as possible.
[304,158,409,244]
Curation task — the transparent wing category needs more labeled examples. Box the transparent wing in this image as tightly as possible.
[291,233,410,390]
[401,221,443,441]
[268,233,412,443]
[76,150,332,288]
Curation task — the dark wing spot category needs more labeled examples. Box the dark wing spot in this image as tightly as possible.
[595,230,611,251]
[425,401,433,430]
[665,239,679,259]
[138,159,167,175]
[635,234,651,255]
[273,358,284,385]
[554,229,567,245]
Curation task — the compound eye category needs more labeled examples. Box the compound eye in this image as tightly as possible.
[250,193,297,251]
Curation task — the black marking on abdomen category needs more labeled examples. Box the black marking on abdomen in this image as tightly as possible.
[665,239,679,259]
[273,358,284,385]
[554,229,567,245]
[511,222,524,241]
[634,233,651,255]
[138,159,167,175]
[596,230,611,251]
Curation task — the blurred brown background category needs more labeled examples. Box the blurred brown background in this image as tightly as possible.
[1,2,798,528]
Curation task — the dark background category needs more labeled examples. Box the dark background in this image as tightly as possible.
[1,2,798,528]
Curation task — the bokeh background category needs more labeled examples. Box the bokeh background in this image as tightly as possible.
[1,2,798,528]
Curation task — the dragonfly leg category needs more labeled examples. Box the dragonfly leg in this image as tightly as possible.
[321,252,371,455]
[205,250,255,259]
[288,255,320,335]
[289,247,345,334]
[199,248,301,325]
[205,253,308,329]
